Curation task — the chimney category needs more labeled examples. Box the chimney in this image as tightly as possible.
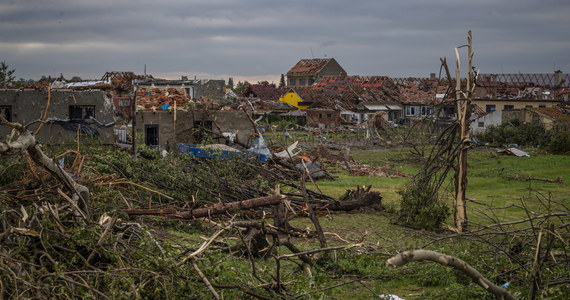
[430,73,436,80]
[555,70,563,86]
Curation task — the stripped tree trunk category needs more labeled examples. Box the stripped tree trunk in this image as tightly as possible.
[453,30,474,232]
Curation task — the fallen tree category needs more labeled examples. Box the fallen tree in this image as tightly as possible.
[120,186,382,219]
[387,249,515,300]
[0,116,89,216]
[122,194,286,218]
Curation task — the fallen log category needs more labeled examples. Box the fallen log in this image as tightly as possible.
[122,195,286,219]
[387,250,515,300]
[507,175,563,184]
[324,185,382,211]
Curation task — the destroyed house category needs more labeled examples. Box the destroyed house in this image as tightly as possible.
[393,78,454,123]
[137,78,225,106]
[473,72,566,113]
[242,84,283,101]
[286,58,346,87]
[502,107,569,130]
[135,110,255,151]
[0,89,116,144]
[135,78,254,150]
[306,108,341,129]
[310,76,402,124]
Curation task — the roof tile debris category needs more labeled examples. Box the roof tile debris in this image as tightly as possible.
[242,84,284,101]
[136,87,195,111]
[527,107,570,121]
[287,58,334,76]
[394,78,451,105]
[475,73,569,100]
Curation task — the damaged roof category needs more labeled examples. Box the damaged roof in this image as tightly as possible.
[393,78,451,105]
[475,73,569,101]
[287,58,336,76]
[526,107,570,121]
[242,84,284,101]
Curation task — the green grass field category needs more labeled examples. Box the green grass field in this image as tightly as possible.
[284,146,570,298]
[319,147,570,223]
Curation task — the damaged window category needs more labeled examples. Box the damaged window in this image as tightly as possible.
[485,105,496,113]
[118,99,130,107]
[145,124,159,147]
[299,79,306,86]
[193,120,213,130]
[421,106,433,116]
[504,105,514,110]
[289,79,296,86]
[0,106,11,122]
[69,105,95,120]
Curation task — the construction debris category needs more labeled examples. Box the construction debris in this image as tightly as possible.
[497,147,530,157]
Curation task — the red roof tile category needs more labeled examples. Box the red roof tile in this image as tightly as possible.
[287,59,334,76]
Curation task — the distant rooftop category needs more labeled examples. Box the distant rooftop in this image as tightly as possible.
[287,58,335,76]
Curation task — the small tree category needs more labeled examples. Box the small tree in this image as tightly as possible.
[0,61,16,88]
[279,74,286,88]
[233,81,250,95]
[257,80,269,85]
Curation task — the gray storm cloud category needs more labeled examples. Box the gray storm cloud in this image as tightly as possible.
[1,0,569,81]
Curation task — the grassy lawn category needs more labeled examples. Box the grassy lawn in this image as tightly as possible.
[317,147,570,225]
[279,146,570,298]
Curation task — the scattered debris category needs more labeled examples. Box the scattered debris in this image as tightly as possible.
[497,147,530,157]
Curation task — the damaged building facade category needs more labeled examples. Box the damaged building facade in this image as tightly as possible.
[470,72,569,134]
[135,110,256,151]
[0,89,116,144]
[134,77,255,150]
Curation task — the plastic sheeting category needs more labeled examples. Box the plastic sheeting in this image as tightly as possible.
[247,134,272,159]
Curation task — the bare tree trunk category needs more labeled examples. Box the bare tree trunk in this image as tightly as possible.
[172,195,285,219]
[387,249,515,300]
[453,30,473,232]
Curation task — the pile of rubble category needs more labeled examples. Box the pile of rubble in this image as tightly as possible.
[136,87,194,111]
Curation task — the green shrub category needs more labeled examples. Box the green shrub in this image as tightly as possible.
[546,120,570,154]
[481,119,548,147]
[397,182,450,230]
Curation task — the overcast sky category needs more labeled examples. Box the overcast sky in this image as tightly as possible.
[1,0,569,84]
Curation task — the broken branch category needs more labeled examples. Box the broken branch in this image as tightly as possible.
[387,249,515,300]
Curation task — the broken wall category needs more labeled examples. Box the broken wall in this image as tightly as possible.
[135,110,255,150]
[306,109,341,129]
[0,89,116,144]
[195,80,225,101]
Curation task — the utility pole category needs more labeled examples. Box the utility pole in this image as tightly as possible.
[453,30,474,232]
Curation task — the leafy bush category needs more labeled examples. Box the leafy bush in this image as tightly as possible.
[480,119,548,147]
[546,120,570,154]
[397,181,450,230]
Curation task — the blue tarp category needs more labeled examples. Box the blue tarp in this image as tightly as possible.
[178,144,268,162]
